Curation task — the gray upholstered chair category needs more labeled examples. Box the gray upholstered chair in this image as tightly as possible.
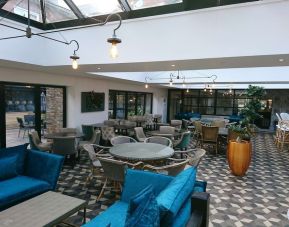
[144,136,172,147]
[134,127,147,142]
[170,119,182,131]
[51,137,77,167]
[110,136,137,146]
[144,158,189,176]
[59,128,77,133]
[101,126,116,145]
[96,157,143,200]
[78,130,101,151]
[28,131,52,152]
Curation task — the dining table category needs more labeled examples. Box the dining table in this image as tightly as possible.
[109,143,174,161]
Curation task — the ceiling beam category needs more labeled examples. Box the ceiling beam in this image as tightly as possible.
[63,0,85,19]
[40,0,46,24]
[118,0,131,12]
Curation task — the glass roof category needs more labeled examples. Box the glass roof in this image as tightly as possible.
[0,0,257,29]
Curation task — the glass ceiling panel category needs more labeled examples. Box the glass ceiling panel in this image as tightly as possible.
[45,0,77,23]
[2,0,43,22]
[71,0,123,17]
[128,0,182,10]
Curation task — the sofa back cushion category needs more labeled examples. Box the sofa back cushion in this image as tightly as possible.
[156,167,197,226]
[0,156,18,180]
[121,169,173,203]
[0,144,28,175]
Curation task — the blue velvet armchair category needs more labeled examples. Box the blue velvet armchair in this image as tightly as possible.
[0,144,64,211]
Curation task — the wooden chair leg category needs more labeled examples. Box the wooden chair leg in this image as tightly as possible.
[97,178,108,201]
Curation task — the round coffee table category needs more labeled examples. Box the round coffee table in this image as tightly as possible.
[109,143,174,161]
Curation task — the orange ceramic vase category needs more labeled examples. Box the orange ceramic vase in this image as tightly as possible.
[227,140,252,176]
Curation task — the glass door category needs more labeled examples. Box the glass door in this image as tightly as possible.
[5,85,35,147]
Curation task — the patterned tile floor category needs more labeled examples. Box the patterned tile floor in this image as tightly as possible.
[56,133,289,227]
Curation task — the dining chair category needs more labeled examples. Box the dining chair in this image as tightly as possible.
[170,119,182,131]
[110,136,137,146]
[101,126,116,145]
[78,130,101,151]
[211,120,226,128]
[17,117,32,138]
[186,149,206,167]
[201,126,219,154]
[143,158,189,176]
[134,127,147,142]
[192,121,202,146]
[82,144,113,185]
[51,137,77,167]
[81,125,94,141]
[280,112,289,121]
[144,136,172,147]
[59,128,77,133]
[159,126,175,134]
[28,131,52,152]
[96,157,143,201]
[173,131,191,151]
[144,114,154,130]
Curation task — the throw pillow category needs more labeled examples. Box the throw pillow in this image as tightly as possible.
[127,184,154,214]
[0,144,28,174]
[0,156,18,180]
[125,186,160,227]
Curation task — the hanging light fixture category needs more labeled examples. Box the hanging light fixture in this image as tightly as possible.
[186,88,189,93]
[169,78,173,87]
[69,40,80,70]
[107,14,122,59]
[145,83,148,89]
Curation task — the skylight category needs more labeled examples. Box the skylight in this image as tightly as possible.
[127,0,182,10]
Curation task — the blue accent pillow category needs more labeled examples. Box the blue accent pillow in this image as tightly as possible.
[125,185,160,227]
[0,144,28,175]
[0,156,18,180]
[127,184,154,214]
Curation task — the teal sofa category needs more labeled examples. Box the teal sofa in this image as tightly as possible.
[0,144,64,211]
[83,167,208,227]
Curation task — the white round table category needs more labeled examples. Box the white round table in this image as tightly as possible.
[109,143,174,161]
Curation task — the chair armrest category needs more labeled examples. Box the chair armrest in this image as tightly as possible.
[187,192,210,227]
[121,169,173,203]
[24,150,64,190]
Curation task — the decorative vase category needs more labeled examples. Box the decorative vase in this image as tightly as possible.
[227,140,252,176]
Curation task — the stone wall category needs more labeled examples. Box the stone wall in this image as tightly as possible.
[46,87,63,133]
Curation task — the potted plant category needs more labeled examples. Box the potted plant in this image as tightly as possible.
[227,85,265,176]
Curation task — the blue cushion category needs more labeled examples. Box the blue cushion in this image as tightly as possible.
[121,169,173,203]
[0,144,28,174]
[171,198,191,227]
[127,184,154,214]
[24,150,64,189]
[125,188,159,227]
[82,201,129,227]
[0,156,18,180]
[156,167,197,227]
[0,175,51,210]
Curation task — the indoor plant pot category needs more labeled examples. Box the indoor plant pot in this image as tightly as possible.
[227,139,252,176]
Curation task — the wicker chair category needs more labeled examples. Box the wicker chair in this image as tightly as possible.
[28,131,52,152]
[280,113,289,121]
[134,127,147,142]
[187,149,206,167]
[82,144,112,185]
[110,136,137,146]
[144,136,172,147]
[97,157,143,200]
[201,126,219,154]
[144,158,190,176]
[78,130,101,150]
[192,121,202,146]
